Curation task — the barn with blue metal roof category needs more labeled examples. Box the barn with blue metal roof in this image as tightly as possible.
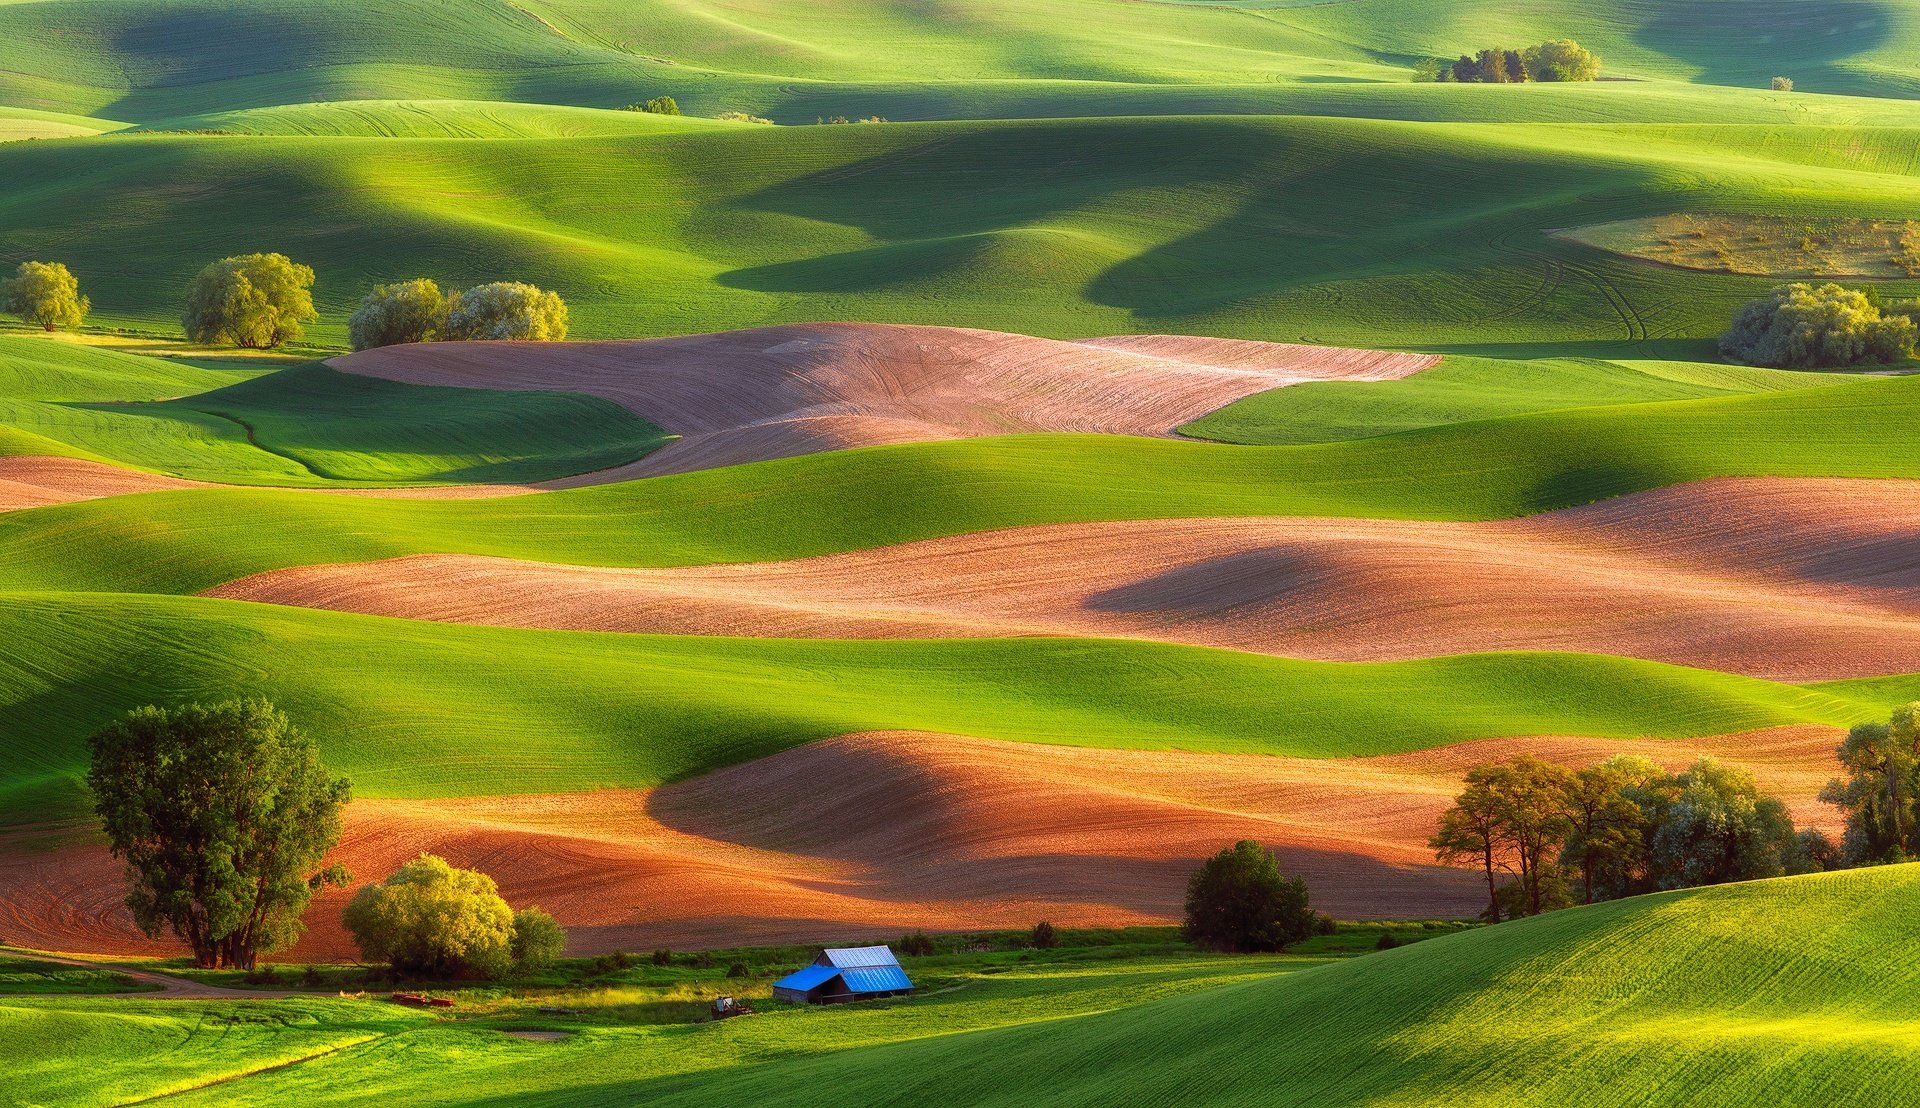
[773,945,914,1004]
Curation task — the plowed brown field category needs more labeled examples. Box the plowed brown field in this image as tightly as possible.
[209,477,1920,681]
[332,322,1437,476]
[0,728,1838,958]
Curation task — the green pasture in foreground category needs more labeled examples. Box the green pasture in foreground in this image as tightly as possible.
[7,867,1915,1105]
[0,957,148,995]
[10,115,1920,345]
[0,591,1902,820]
[1,368,1915,596]
[0,337,669,485]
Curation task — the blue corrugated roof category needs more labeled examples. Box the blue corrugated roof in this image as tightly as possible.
[773,963,841,992]
[839,965,914,994]
[821,945,901,969]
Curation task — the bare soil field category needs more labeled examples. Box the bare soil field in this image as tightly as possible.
[0,727,1838,958]
[210,477,1920,681]
[332,323,1438,476]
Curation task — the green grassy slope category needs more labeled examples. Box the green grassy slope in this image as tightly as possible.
[1,370,1914,596]
[1,591,1899,820]
[0,338,670,484]
[1184,354,1850,444]
[10,868,1916,1106]
[8,116,1920,344]
[0,951,1295,1107]
[630,865,1920,1106]
[140,100,733,138]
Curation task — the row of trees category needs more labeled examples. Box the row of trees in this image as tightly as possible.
[88,698,563,975]
[1,254,568,351]
[1720,282,1918,368]
[1414,40,1601,84]
[1431,753,1829,922]
[348,277,568,350]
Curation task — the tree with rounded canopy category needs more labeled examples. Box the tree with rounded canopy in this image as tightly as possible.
[1182,839,1317,953]
[86,699,351,969]
[441,281,568,342]
[348,278,447,350]
[1645,758,1801,889]
[1720,282,1915,368]
[344,854,567,978]
[2,260,89,331]
[182,252,317,348]
[1522,39,1601,82]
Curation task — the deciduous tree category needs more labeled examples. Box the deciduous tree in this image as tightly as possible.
[182,252,317,348]
[1821,704,1920,864]
[440,281,568,342]
[86,699,350,969]
[1183,840,1317,952]
[1,260,88,331]
[348,277,447,350]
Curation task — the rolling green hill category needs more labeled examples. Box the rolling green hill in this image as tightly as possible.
[630,865,1920,1106]
[2,368,1914,596]
[0,589,1902,821]
[6,114,1920,345]
[0,338,670,485]
[8,866,1915,1106]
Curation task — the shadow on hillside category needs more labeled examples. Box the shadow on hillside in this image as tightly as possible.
[1630,0,1894,92]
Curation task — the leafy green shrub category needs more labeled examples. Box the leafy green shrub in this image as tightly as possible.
[510,908,567,971]
[181,253,316,348]
[1522,39,1601,82]
[1031,921,1057,949]
[441,281,568,342]
[1771,76,1794,92]
[626,96,680,115]
[1719,282,1915,368]
[717,111,774,124]
[348,278,447,350]
[1376,930,1400,950]
[652,948,673,966]
[1182,840,1318,953]
[898,931,936,956]
[726,962,749,978]
[344,854,565,979]
[2,260,88,331]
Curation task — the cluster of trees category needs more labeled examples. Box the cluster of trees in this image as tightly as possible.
[1415,39,1601,84]
[2,260,89,331]
[87,699,564,976]
[1182,839,1330,952]
[1431,754,1830,922]
[2,252,569,352]
[625,96,680,115]
[348,278,569,350]
[1720,282,1917,368]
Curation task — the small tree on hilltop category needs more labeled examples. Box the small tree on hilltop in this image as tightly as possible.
[182,252,317,348]
[1182,840,1317,953]
[440,281,568,342]
[86,699,351,969]
[2,260,89,331]
[1771,76,1794,92]
[348,278,448,351]
[344,853,567,979]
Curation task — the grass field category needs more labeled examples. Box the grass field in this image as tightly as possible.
[9,115,1920,345]
[9,2,1920,1101]
[5,589,1902,821]
[3,867,1912,1106]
